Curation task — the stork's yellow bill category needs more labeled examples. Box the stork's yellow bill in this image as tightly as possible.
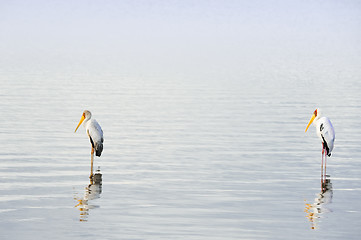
[75,114,85,132]
[305,113,316,132]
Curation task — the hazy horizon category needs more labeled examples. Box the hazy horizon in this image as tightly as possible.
[1,0,360,83]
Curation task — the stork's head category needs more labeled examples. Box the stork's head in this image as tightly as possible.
[305,108,321,132]
[75,110,92,132]
[83,110,92,120]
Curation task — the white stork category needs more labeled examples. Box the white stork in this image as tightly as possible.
[305,108,335,182]
[75,110,104,180]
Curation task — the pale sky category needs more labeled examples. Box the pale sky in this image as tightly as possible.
[1,0,360,81]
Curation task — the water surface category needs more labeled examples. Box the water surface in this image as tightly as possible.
[1,72,361,239]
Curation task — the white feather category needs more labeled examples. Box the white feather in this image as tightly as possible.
[81,110,104,156]
[311,109,335,154]
[85,119,104,145]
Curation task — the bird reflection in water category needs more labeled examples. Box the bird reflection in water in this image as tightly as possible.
[304,175,333,229]
[74,168,102,222]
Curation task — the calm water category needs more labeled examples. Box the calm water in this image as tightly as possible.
[1,68,361,239]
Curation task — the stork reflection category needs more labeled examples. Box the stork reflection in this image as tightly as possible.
[304,175,333,229]
[74,168,102,222]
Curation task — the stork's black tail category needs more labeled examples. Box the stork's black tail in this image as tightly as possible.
[95,143,103,157]
[321,135,331,157]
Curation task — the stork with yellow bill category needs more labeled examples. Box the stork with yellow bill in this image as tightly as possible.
[305,108,335,182]
[75,110,104,180]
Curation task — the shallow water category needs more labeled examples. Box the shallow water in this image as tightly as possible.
[1,69,361,239]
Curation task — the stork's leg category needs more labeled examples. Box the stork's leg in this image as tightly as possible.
[321,147,324,187]
[90,147,94,182]
[324,151,327,180]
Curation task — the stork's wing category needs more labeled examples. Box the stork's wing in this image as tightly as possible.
[320,117,335,152]
[88,119,104,144]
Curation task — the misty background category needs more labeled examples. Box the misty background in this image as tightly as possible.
[1,0,360,83]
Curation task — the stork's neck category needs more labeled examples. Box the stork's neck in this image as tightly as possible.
[84,116,91,124]
[313,115,322,126]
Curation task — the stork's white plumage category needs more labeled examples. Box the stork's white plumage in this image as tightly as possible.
[75,110,104,180]
[305,108,335,182]
[305,108,335,156]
